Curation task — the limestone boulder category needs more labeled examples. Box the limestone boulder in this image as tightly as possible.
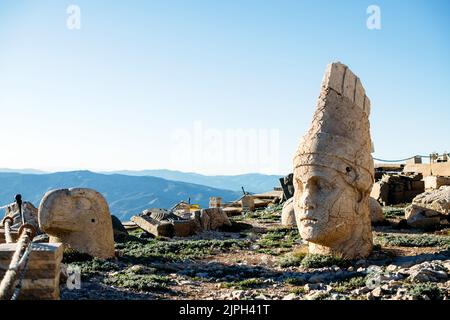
[198,208,231,230]
[111,215,128,240]
[405,186,450,229]
[281,198,296,226]
[38,188,115,259]
[369,197,385,224]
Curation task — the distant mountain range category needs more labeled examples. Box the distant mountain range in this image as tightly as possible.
[0,171,243,221]
[101,169,282,194]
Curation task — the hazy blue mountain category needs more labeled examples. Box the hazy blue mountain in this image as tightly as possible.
[102,169,282,193]
[0,171,241,221]
[0,168,46,174]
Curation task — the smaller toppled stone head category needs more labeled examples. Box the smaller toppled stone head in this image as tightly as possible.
[38,188,115,259]
[293,62,375,259]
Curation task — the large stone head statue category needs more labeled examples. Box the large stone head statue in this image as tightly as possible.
[38,188,115,259]
[293,62,374,259]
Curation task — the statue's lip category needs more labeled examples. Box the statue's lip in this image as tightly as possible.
[300,217,318,222]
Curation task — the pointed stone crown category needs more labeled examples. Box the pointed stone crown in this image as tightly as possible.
[294,62,374,193]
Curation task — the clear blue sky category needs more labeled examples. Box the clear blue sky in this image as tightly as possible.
[0,0,449,175]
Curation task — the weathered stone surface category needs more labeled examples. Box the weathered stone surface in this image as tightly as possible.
[369,198,385,224]
[0,242,63,300]
[371,174,424,205]
[111,215,128,240]
[293,62,374,259]
[131,215,176,237]
[199,208,231,230]
[241,196,255,211]
[281,197,296,226]
[38,188,115,259]
[424,176,450,190]
[3,201,41,233]
[279,173,295,201]
[405,186,450,229]
[209,197,222,208]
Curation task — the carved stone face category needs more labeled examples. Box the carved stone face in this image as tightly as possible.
[293,165,358,246]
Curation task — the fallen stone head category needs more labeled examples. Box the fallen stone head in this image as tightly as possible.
[292,62,375,259]
[38,188,115,259]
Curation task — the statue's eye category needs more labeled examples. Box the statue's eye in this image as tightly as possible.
[317,179,331,191]
[295,178,304,192]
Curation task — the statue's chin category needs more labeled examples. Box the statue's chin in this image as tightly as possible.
[299,224,322,243]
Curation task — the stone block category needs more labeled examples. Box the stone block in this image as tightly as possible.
[343,68,356,103]
[0,242,63,300]
[424,176,450,190]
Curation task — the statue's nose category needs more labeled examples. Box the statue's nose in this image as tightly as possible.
[300,189,316,210]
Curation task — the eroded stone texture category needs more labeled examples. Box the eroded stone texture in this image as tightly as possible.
[198,208,232,230]
[4,201,41,232]
[369,197,385,224]
[38,188,115,259]
[0,242,63,300]
[281,198,296,226]
[405,186,450,229]
[293,62,374,259]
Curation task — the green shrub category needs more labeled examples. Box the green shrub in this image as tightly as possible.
[62,248,93,263]
[331,276,366,293]
[224,278,265,289]
[407,282,445,300]
[300,254,348,268]
[278,247,308,267]
[376,234,450,248]
[103,273,170,292]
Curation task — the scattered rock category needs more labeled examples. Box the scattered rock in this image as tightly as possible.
[282,293,297,300]
[369,198,385,224]
[281,198,296,227]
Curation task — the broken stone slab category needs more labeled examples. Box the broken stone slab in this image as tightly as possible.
[405,186,450,229]
[424,176,450,190]
[131,215,175,237]
[222,206,242,217]
[131,214,198,238]
[198,208,232,231]
[281,197,296,227]
[38,188,115,259]
[0,242,63,300]
[241,195,255,211]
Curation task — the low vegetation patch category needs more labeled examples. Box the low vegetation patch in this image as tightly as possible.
[278,246,308,267]
[116,238,250,262]
[69,258,120,279]
[103,272,171,292]
[300,254,348,269]
[376,233,450,248]
[407,282,445,300]
[62,248,94,263]
[224,278,265,289]
[284,277,306,286]
[243,205,283,222]
[331,276,366,293]
[257,227,301,251]
[382,206,407,219]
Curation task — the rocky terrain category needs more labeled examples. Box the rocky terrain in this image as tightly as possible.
[60,204,450,300]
